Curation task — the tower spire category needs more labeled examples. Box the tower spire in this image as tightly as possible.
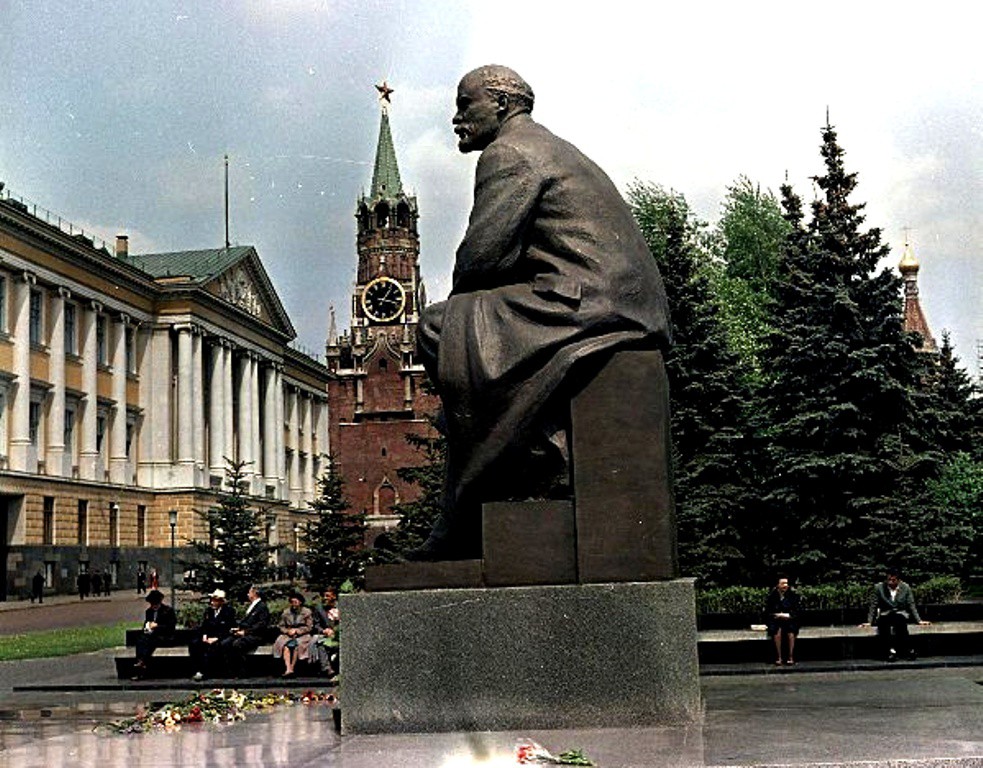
[370,97,403,199]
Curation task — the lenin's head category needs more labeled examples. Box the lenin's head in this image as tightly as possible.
[453,65,534,153]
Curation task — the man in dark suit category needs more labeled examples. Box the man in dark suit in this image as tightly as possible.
[189,588,236,681]
[131,589,177,679]
[860,567,931,661]
[410,64,672,560]
[220,585,271,677]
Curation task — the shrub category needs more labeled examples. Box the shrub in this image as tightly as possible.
[697,577,962,614]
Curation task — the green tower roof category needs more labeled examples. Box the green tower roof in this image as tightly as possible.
[369,109,403,200]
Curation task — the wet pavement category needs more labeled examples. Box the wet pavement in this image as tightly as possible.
[1,596,982,766]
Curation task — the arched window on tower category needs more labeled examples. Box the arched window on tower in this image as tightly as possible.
[396,202,410,229]
[375,203,390,229]
[373,478,399,517]
[358,205,370,233]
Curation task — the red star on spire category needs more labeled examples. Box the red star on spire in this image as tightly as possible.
[375,81,394,104]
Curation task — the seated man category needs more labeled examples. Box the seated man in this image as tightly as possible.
[859,567,931,661]
[131,589,177,680]
[189,588,236,681]
[409,64,671,561]
[219,585,271,677]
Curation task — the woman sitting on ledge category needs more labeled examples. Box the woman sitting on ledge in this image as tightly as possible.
[765,575,800,666]
[273,592,313,678]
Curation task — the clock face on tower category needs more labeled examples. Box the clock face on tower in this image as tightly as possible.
[361,276,407,323]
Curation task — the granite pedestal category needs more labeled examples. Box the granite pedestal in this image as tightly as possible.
[340,578,701,734]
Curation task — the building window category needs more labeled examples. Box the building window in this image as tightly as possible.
[77,499,88,545]
[96,315,107,364]
[28,401,41,445]
[109,504,119,547]
[42,496,55,545]
[64,407,76,457]
[125,327,136,373]
[96,415,105,454]
[137,505,146,547]
[29,289,43,345]
[64,302,77,354]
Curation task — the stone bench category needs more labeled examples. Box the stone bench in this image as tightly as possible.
[115,627,334,680]
[697,620,983,665]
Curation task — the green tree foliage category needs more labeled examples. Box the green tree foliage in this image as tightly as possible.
[710,176,791,378]
[758,124,922,582]
[378,428,446,560]
[628,181,756,585]
[183,460,276,602]
[301,455,367,590]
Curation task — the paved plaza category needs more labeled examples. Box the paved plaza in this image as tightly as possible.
[1,596,982,766]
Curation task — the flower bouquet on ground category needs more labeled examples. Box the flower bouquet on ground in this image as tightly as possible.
[515,740,596,765]
[97,688,334,734]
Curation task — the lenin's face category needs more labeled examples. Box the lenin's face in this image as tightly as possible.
[453,75,501,153]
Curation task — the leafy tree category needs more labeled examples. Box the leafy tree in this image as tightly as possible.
[758,124,921,582]
[628,181,756,585]
[183,460,276,602]
[301,455,367,589]
[890,452,983,582]
[710,176,790,378]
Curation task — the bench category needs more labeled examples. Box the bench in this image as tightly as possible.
[698,619,983,665]
[114,627,335,680]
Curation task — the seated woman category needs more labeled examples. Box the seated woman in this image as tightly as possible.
[273,591,313,678]
[765,574,801,665]
[309,587,340,677]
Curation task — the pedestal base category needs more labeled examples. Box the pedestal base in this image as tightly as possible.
[341,578,701,734]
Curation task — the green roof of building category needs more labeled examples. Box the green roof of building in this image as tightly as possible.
[126,246,253,283]
[369,109,403,200]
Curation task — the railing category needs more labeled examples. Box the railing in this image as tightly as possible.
[0,182,117,256]
[289,339,324,363]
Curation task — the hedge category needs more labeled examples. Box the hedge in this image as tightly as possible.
[696,576,962,615]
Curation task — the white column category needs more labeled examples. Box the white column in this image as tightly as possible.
[223,342,235,466]
[108,315,128,484]
[176,324,194,468]
[250,354,261,493]
[275,366,286,498]
[263,364,277,493]
[8,272,33,471]
[302,392,314,498]
[237,351,254,476]
[208,339,225,478]
[191,327,205,481]
[288,388,300,504]
[45,288,68,476]
[79,301,100,480]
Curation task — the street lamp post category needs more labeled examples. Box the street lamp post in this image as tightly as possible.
[168,509,178,609]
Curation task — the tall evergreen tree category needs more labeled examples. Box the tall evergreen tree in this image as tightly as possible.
[629,182,755,584]
[379,428,446,560]
[302,455,367,589]
[759,124,921,582]
[183,460,277,602]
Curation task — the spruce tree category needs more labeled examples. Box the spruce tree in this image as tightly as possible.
[378,428,446,560]
[759,123,920,582]
[629,182,755,585]
[302,455,367,589]
[183,460,276,602]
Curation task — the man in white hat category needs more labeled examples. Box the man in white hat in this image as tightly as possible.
[189,588,236,681]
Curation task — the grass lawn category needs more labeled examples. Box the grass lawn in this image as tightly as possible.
[0,621,130,661]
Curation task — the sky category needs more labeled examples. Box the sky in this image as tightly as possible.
[2,0,981,371]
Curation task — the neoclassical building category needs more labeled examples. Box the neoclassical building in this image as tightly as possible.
[0,187,330,599]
